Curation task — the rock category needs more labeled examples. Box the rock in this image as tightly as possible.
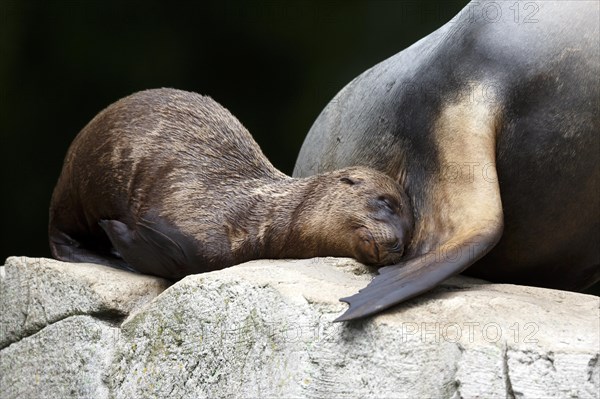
[1,256,598,399]
[0,256,170,349]
[1,316,118,399]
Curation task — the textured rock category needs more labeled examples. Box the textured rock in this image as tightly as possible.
[1,316,118,399]
[0,256,170,349]
[1,256,598,399]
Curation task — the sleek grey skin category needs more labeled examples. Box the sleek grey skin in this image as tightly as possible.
[294,1,599,321]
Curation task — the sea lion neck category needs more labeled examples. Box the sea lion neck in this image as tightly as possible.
[240,174,346,261]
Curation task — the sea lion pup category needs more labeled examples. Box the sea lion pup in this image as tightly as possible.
[49,88,413,279]
[294,1,599,321]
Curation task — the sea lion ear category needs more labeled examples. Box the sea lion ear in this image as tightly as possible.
[340,176,359,185]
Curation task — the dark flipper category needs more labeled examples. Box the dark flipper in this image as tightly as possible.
[49,228,135,272]
[335,230,502,322]
[99,217,200,279]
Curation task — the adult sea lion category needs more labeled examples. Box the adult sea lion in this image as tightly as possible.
[294,1,600,321]
[49,88,413,279]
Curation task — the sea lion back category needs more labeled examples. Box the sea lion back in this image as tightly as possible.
[84,88,282,181]
[48,88,285,275]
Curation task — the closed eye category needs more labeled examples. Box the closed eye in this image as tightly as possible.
[378,196,397,211]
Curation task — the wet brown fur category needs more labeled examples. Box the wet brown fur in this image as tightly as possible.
[49,88,413,279]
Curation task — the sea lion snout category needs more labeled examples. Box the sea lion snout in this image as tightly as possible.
[353,226,380,264]
[366,216,411,265]
[353,223,407,265]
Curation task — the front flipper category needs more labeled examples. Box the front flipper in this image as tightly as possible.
[335,228,502,321]
[99,216,200,279]
[336,91,504,321]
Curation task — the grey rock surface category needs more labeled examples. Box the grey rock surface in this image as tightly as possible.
[1,256,598,399]
[1,315,118,399]
[0,256,170,349]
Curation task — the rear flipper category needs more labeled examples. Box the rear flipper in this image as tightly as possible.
[99,217,201,280]
[49,228,136,273]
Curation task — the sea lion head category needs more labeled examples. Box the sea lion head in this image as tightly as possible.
[314,166,413,266]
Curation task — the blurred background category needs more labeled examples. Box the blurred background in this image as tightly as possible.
[0,1,467,261]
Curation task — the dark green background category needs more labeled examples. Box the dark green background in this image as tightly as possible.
[1,0,467,262]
